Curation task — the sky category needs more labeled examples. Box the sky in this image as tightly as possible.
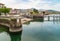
[0,0,60,11]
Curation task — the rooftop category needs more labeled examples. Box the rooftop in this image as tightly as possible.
[0,3,4,5]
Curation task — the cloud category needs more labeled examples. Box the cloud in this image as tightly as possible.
[0,0,60,11]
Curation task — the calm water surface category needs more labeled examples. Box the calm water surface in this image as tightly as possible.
[0,15,60,41]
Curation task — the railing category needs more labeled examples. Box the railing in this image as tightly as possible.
[44,14,60,21]
[0,15,21,19]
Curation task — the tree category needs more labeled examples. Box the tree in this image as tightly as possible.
[2,7,10,15]
[30,12,33,14]
[30,8,39,15]
[0,8,3,15]
[33,8,39,14]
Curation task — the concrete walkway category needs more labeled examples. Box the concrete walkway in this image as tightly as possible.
[21,18,32,24]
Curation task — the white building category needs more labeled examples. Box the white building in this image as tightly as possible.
[0,3,5,8]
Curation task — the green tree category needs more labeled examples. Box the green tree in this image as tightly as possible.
[30,12,33,14]
[2,7,10,15]
[30,8,39,15]
[0,8,3,15]
[33,8,39,14]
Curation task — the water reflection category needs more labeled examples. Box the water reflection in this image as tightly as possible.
[32,19,44,22]
[0,25,9,32]
[0,25,22,41]
[22,20,60,41]
[9,31,22,41]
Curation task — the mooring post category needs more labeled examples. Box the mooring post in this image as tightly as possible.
[59,16,60,20]
[48,16,50,21]
[53,16,55,21]
[42,11,45,21]
[16,18,19,26]
[16,18,21,27]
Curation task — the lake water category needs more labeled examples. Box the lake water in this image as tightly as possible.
[0,14,60,41]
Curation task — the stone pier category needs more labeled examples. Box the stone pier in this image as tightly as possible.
[0,15,22,32]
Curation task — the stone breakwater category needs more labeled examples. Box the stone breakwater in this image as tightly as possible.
[21,18,32,24]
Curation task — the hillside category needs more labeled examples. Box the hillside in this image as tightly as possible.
[38,9,60,14]
[45,10,60,14]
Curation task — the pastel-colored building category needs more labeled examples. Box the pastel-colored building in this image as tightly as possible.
[9,9,21,15]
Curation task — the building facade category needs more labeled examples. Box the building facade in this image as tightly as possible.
[0,3,5,8]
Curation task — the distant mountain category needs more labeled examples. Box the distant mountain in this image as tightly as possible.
[45,10,60,14]
[45,10,58,12]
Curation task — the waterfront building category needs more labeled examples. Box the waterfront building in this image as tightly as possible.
[0,3,5,8]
